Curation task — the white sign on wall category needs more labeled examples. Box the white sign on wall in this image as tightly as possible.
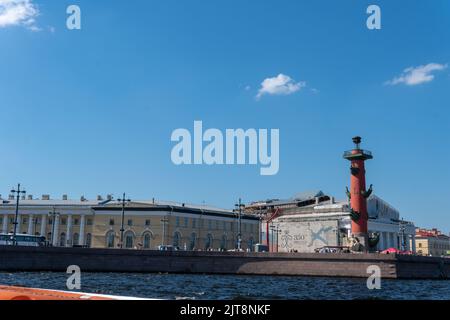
[278,220,339,253]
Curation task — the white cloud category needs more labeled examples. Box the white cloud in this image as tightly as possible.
[0,0,39,30]
[386,63,448,86]
[256,73,306,99]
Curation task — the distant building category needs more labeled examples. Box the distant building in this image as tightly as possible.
[414,228,450,257]
[245,191,416,253]
[0,194,259,251]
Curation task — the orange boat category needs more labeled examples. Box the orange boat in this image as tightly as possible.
[0,285,149,300]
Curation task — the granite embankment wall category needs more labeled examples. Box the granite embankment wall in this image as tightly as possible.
[0,246,448,279]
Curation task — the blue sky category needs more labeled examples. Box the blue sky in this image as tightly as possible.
[1,0,449,232]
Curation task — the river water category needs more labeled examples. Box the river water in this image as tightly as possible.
[0,272,449,300]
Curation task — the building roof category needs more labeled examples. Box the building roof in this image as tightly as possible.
[0,195,258,221]
[247,190,328,208]
[0,199,102,207]
[416,228,450,240]
[291,190,325,201]
[93,201,259,221]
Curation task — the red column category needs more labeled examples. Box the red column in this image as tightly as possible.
[350,157,368,234]
[344,137,373,250]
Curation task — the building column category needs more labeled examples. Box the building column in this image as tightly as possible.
[379,232,386,251]
[16,214,22,234]
[405,235,411,251]
[2,215,8,234]
[27,214,34,235]
[382,232,387,250]
[411,235,416,252]
[393,233,399,249]
[40,214,47,237]
[52,214,60,247]
[79,215,86,246]
[66,215,73,247]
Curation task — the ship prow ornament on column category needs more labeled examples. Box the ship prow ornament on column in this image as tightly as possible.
[344,136,373,252]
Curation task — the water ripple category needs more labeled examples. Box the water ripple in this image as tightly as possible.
[0,272,449,300]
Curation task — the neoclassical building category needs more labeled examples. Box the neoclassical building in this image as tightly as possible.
[0,195,260,251]
[245,191,416,253]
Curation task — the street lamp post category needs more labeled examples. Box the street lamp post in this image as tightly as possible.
[10,184,26,245]
[49,207,60,247]
[235,198,245,251]
[117,193,131,249]
[400,218,406,251]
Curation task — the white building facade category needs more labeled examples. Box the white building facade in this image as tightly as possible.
[253,192,416,253]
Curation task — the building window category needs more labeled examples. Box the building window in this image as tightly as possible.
[87,219,93,226]
[176,217,180,227]
[205,233,213,250]
[125,232,134,249]
[109,219,115,226]
[22,217,28,224]
[199,219,204,228]
[192,219,196,228]
[73,233,79,246]
[189,233,196,250]
[127,219,133,227]
[216,221,219,230]
[85,233,92,247]
[61,218,67,226]
[60,233,66,247]
[419,243,422,248]
[145,219,151,227]
[73,218,79,226]
[106,231,115,248]
[184,217,188,228]
[173,232,181,248]
[223,221,226,231]
[221,235,227,250]
[48,218,53,225]
[208,220,212,230]
[143,233,151,249]
[0,217,2,225]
